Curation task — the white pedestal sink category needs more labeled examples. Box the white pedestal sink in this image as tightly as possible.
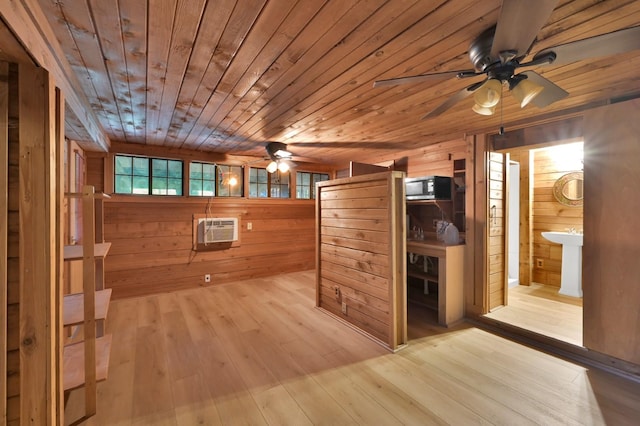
[541,231,583,297]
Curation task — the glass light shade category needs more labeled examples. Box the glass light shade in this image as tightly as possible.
[473,79,502,108]
[227,175,238,187]
[266,161,278,173]
[278,161,290,173]
[472,103,496,116]
[274,149,292,158]
[511,78,544,107]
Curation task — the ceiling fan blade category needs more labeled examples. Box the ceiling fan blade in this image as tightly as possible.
[422,80,485,120]
[533,25,640,67]
[490,0,557,58]
[520,71,568,108]
[373,69,477,88]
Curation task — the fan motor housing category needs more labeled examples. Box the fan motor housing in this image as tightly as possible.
[468,26,499,72]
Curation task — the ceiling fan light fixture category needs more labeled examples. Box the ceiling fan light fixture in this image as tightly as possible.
[266,161,278,173]
[510,78,544,108]
[278,161,290,173]
[473,79,502,108]
[472,103,496,116]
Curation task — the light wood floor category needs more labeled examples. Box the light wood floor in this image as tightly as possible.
[65,271,640,425]
[485,283,583,346]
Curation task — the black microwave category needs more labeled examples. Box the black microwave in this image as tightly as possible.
[405,176,452,200]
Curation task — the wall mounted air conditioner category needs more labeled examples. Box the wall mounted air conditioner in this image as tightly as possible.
[198,217,238,244]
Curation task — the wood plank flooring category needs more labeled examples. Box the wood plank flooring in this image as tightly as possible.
[485,283,583,346]
[64,271,640,425]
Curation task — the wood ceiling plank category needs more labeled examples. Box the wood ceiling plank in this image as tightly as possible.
[169,0,268,149]
[242,0,492,145]
[168,0,290,149]
[163,0,236,146]
[145,0,175,143]
[191,0,328,152]
[38,0,125,141]
[188,0,377,149]
[88,0,141,141]
[260,1,498,147]
[150,0,216,146]
[119,0,148,142]
[2,0,109,150]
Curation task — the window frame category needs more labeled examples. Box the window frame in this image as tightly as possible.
[249,167,290,199]
[296,171,330,199]
[114,154,184,196]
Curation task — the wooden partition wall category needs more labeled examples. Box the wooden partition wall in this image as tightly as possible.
[583,99,640,366]
[316,171,406,351]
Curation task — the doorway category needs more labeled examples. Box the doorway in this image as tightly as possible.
[484,141,584,346]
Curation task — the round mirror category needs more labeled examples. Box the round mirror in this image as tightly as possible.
[553,171,584,206]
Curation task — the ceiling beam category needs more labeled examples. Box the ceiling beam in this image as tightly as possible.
[0,0,110,152]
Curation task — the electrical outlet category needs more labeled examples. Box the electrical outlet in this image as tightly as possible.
[536,259,544,268]
[342,301,347,315]
[334,286,340,298]
[247,222,252,230]
[204,274,211,283]
[433,219,438,229]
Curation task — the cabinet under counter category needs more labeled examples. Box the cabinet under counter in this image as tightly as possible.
[406,240,465,326]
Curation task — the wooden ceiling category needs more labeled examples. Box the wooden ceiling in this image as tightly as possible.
[27,0,640,165]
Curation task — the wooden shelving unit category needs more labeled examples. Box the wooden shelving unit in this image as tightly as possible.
[62,186,112,417]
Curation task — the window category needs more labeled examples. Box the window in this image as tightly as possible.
[115,155,182,195]
[249,168,290,198]
[189,162,243,197]
[296,172,329,199]
[190,162,216,196]
[217,165,243,197]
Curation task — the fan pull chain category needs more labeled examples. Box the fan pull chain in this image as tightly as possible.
[499,82,505,135]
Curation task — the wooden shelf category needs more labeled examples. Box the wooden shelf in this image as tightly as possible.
[63,334,112,391]
[63,289,112,327]
[407,267,438,282]
[63,242,111,261]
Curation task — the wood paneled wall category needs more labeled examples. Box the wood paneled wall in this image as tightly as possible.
[583,99,640,366]
[103,198,316,299]
[487,152,506,311]
[3,61,64,425]
[531,147,583,287]
[316,171,406,351]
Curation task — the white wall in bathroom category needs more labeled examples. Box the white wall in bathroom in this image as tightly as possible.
[508,161,520,287]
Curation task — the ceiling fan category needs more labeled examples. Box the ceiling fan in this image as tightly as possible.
[373,0,640,120]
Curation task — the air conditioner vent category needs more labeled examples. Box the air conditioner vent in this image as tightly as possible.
[198,217,238,243]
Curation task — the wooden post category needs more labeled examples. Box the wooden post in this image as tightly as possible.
[82,186,97,416]
[0,60,9,426]
[18,62,60,424]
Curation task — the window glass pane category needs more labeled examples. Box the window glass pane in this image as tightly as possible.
[168,160,182,178]
[190,162,202,180]
[132,176,149,194]
[152,178,167,195]
[167,178,182,195]
[152,159,168,178]
[303,173,310,185]
[203,164,216,180]
[257,168,268,183]
[190,180,202,196]
[250,168,257,180]
[115,175,132,194]
[132,157,148,176]
[230,182,243,197]
[258,183,268,198]
[115,156,132,175]
[202,180,215,196]
[249,185,257,197]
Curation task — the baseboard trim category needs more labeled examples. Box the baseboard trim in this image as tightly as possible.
[470,315,640,384]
